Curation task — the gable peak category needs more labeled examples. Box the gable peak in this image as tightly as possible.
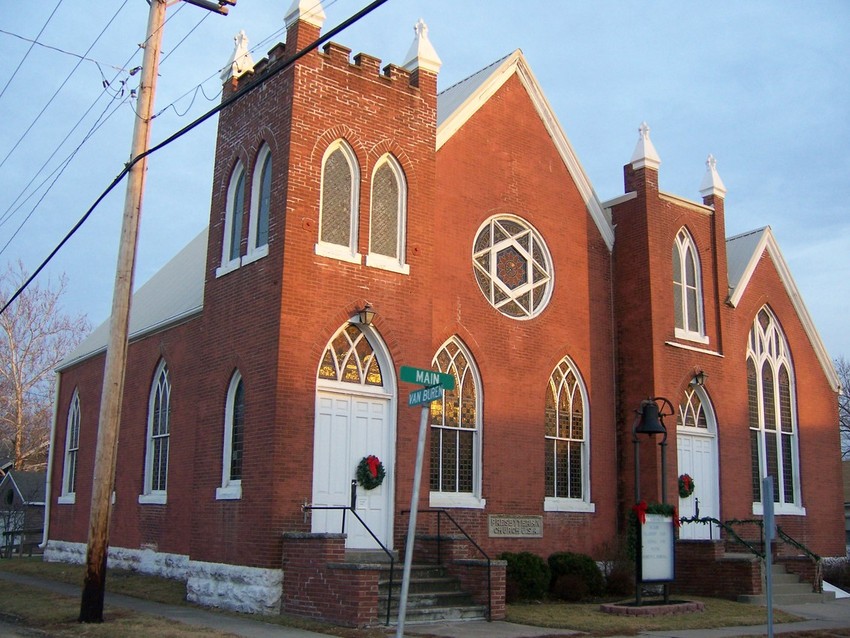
[630,121,661,170]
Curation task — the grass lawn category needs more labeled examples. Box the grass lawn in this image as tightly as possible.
[1,556,847,637]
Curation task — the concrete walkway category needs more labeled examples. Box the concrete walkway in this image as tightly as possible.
[5,570,850,637]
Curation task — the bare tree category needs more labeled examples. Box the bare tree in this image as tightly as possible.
[0,262,89,471]
[838,356,850,459]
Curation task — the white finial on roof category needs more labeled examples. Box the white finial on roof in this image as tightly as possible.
[402,19,442,74]
[630,122,661,170]
[220,30,254,83]
[285,0,326,30]
[699,154,727,198]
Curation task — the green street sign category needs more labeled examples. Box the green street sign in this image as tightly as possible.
[408,385,443,407]
[400,365,455,390]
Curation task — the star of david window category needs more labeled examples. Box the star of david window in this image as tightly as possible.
[472,215,553,319]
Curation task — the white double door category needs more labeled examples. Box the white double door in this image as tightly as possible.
[312,391,393,549]
[677,431,720,540]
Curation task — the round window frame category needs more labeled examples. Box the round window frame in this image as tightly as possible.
[471,214,554,320]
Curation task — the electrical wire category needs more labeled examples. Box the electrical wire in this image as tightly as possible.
[0,0,131,172]
[0,28,134,76]
[0,0,392,316]
[0,0,63,103]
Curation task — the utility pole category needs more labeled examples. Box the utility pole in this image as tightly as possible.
[79,0,230,623]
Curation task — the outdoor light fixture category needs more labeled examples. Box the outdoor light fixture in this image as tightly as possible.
[690,370,707,387]
[356,303,376,326]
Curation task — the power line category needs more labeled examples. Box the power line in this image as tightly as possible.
[0,0,63,103]
[0,0,392,317]
[0,27,134,76]
[0,0,131,172]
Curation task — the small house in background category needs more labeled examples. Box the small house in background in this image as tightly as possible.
[0,470,46,556]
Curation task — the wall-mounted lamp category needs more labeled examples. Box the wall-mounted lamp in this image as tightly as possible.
[690,370,707,387]
[355,303,376,326]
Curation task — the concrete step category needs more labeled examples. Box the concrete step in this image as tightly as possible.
[386,604,488,624]
[738,590,836,605]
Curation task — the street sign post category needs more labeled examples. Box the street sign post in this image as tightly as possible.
[408,384,442,407]
[396,365,454,637]
[399,365,455,390]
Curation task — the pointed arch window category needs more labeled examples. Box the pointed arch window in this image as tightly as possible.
[246,145,272,263]
[316,140,360,264]
[429,338,484,508]
[366,154,408,274]
[217,161,246,276]
[217,371,245,500]
[140,361,171,505]
[318,324,383,387]
[544,357,593,512]
[59,391,81,504]
[747,307,803,515]
[673,228,707,343]
[677,387,709,429]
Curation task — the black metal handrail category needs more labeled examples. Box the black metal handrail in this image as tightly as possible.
[677,515,765,558]
[403,508,492,621]
[302,480,395,625]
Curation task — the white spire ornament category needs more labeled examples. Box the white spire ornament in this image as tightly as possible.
[220,30,254,84]
[284,0,326,30]
[630,121,661,170]
[699,154,727,198]
[402,19,442,74]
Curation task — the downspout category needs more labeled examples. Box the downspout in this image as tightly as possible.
[40,372,61,550]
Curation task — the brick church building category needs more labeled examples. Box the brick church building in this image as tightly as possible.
[42,0,842,623]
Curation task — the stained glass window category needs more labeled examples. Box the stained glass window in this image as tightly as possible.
[219,162,245,268]
[317,324,383,387]
[544,358,588,501]
[472,215,552,319]
[63,391,81,496]
[145,362,171,494]
[673,228,705,339]
[747,307,799,508]
[319,141,358,253]
[253,147,272,250]
[677,387,708,430]
[430,338,480,496]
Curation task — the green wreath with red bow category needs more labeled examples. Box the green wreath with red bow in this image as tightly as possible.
[356,455,386,490]
[678,473,695,498]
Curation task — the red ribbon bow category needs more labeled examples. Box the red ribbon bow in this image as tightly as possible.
[366,455,380,478]
[632,500,648,525]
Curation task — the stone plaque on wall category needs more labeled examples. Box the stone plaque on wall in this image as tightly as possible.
[488,515,543,538]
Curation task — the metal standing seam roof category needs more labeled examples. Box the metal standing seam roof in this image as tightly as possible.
[726,227,768,293]
[58,228,208,371]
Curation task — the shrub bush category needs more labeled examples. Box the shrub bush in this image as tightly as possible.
[498,551,550,602]
[547,551,605,600]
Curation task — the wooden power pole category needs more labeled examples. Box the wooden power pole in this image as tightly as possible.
[78,0,231,622]
[78,0,167,622]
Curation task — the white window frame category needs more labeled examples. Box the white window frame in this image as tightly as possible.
[245,145,271,265]
[366,154,409,274]
[315,140,361,264]
[471,215,554,320]
[429,337,485,509]
[58,390,81,504]
[217,371,244,500]
[544,357,594,513]
[673,228,708,343]
[140,361,171,505]
[747,307,804,516]
[216,161,246,277]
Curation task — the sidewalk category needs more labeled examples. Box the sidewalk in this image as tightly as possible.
[5,570,850,637]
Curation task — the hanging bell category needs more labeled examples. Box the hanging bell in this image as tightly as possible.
[635,400,667,436]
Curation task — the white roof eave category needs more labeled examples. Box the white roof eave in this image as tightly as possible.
[436,50,613,251]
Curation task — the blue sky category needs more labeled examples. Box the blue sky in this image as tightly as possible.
[1,1,848,361]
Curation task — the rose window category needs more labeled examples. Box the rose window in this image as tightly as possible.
[472,215,553,319]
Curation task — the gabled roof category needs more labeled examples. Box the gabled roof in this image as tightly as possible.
[58,228,208,371]
[0,470,46,505]
[727,226,839,391]
[436,50,614,250]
